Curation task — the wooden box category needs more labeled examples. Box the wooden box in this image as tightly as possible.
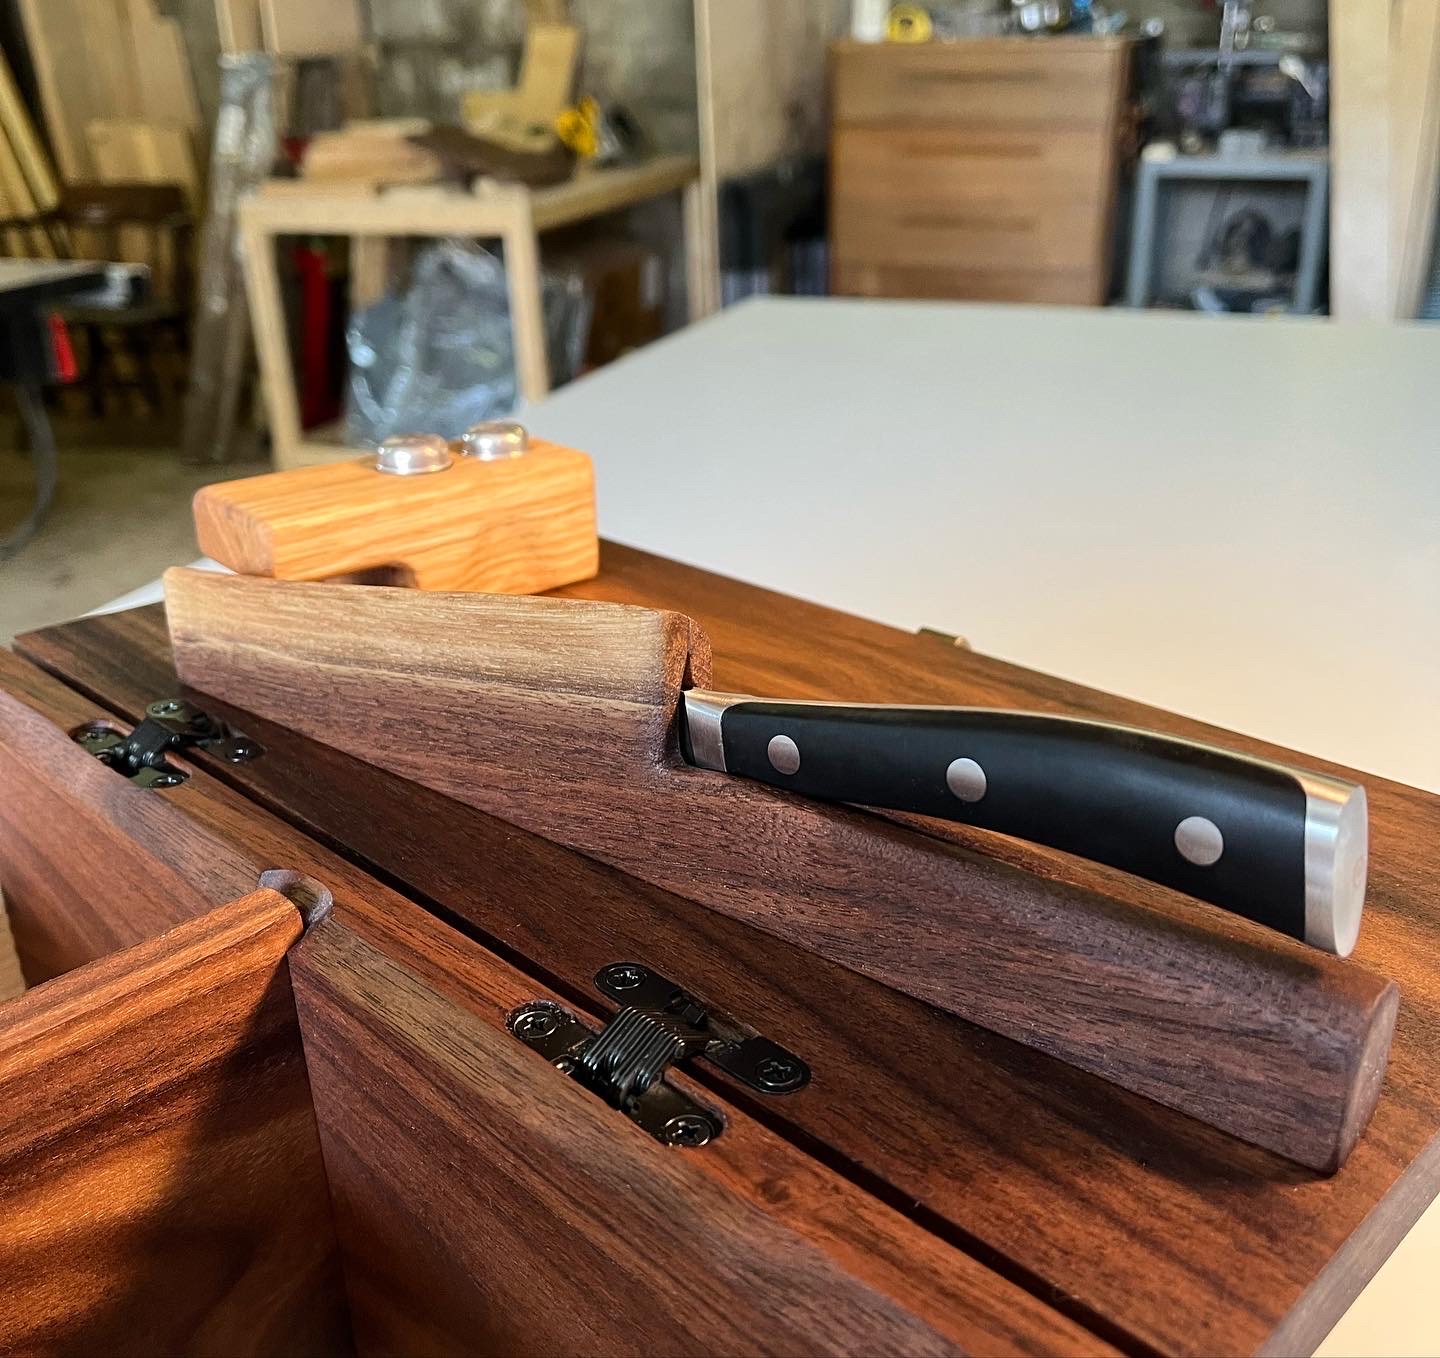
[829,37,1134,305]
[2,543,1439,1355]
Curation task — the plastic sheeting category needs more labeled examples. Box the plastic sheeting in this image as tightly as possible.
[344,240,588,445]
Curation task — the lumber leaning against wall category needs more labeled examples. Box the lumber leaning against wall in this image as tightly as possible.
[15,0,199,183]
[1331,0,1440,319]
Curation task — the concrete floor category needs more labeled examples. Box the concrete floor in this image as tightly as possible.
[0,439,266,644]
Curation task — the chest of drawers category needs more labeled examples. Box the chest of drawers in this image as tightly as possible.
[830,37,1134,304]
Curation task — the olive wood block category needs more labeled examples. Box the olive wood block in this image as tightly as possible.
[191,437,598,592]
[162,568,1399,1171]
[0,888,350,1356]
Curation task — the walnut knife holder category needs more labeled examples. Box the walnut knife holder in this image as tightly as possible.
[162,568,1399,1172]
[191,437,598,593]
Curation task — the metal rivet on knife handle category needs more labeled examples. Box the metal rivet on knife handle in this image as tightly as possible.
[1175,815,1224,867]
[767,735,800,775]
[945,757,987,803]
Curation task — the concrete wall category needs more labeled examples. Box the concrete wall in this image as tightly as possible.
[1121,0,1328,48]
[162,0,696,149]
[365,0,697,150]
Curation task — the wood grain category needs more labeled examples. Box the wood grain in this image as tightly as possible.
[1329,1,1392,319]
[0,888,350,1356]
[259,0,363,56]
[0,890,21,1001]
[16,0,137,183]
[163,567,1397,1173]
[0,646,1102,1356]
[831,35,1129,128]
[828,38,1130,305]
[0,676,228,983]
[87,118,202,208]
[124,0,202,133]
[293,908,1111,1358]
[192,441,599,591]
[18,559,1440,1355]
[0,46,60,212]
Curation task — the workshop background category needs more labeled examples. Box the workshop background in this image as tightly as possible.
[0,0,1423,640]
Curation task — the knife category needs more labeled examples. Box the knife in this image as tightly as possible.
[680,693,1369,956]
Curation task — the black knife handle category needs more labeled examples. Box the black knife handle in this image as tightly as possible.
[682,693,1369,955]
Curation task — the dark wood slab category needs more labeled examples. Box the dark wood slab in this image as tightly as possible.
[0,888,351,1356]
[159,566,1397,1173]
[0,647,1109,1358]
[15,543,1440,1356]
[293,906,1109,1357]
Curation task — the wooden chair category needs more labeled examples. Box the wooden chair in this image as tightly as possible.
[55,183,193,415]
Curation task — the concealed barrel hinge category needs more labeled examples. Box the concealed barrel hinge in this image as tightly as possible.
[509,962,811,1148]
[71,698,262,788]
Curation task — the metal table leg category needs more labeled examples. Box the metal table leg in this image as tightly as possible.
[0,380,58,561]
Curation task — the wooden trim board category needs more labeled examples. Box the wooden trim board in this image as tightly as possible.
[1391,0,1440,317]
[0,888,350,1354]
[87,118,201,206]
[0,47,58,212]
[259,0,363,57]
[239,159,697,468]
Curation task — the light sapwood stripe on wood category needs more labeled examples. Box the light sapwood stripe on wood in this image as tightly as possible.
[0,889,22,1001]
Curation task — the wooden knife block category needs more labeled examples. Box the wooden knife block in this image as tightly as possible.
[161,568,1398,1173]
[191,437,598,592]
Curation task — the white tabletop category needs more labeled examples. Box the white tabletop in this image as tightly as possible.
[531,297,1440,796]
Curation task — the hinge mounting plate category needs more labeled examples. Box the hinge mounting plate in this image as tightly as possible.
[71,698,261,787]
[508,962,810,1148]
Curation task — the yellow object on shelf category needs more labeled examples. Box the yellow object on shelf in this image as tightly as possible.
[555,95,600,158]
[886,4,932,41]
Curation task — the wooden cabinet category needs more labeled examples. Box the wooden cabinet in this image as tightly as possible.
[829,38,1133,304]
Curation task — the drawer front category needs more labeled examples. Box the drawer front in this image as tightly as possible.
[831,125,1113,274]
[833,125,1112,209]
[832,257,1103,305]
[832,38,1129,130]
